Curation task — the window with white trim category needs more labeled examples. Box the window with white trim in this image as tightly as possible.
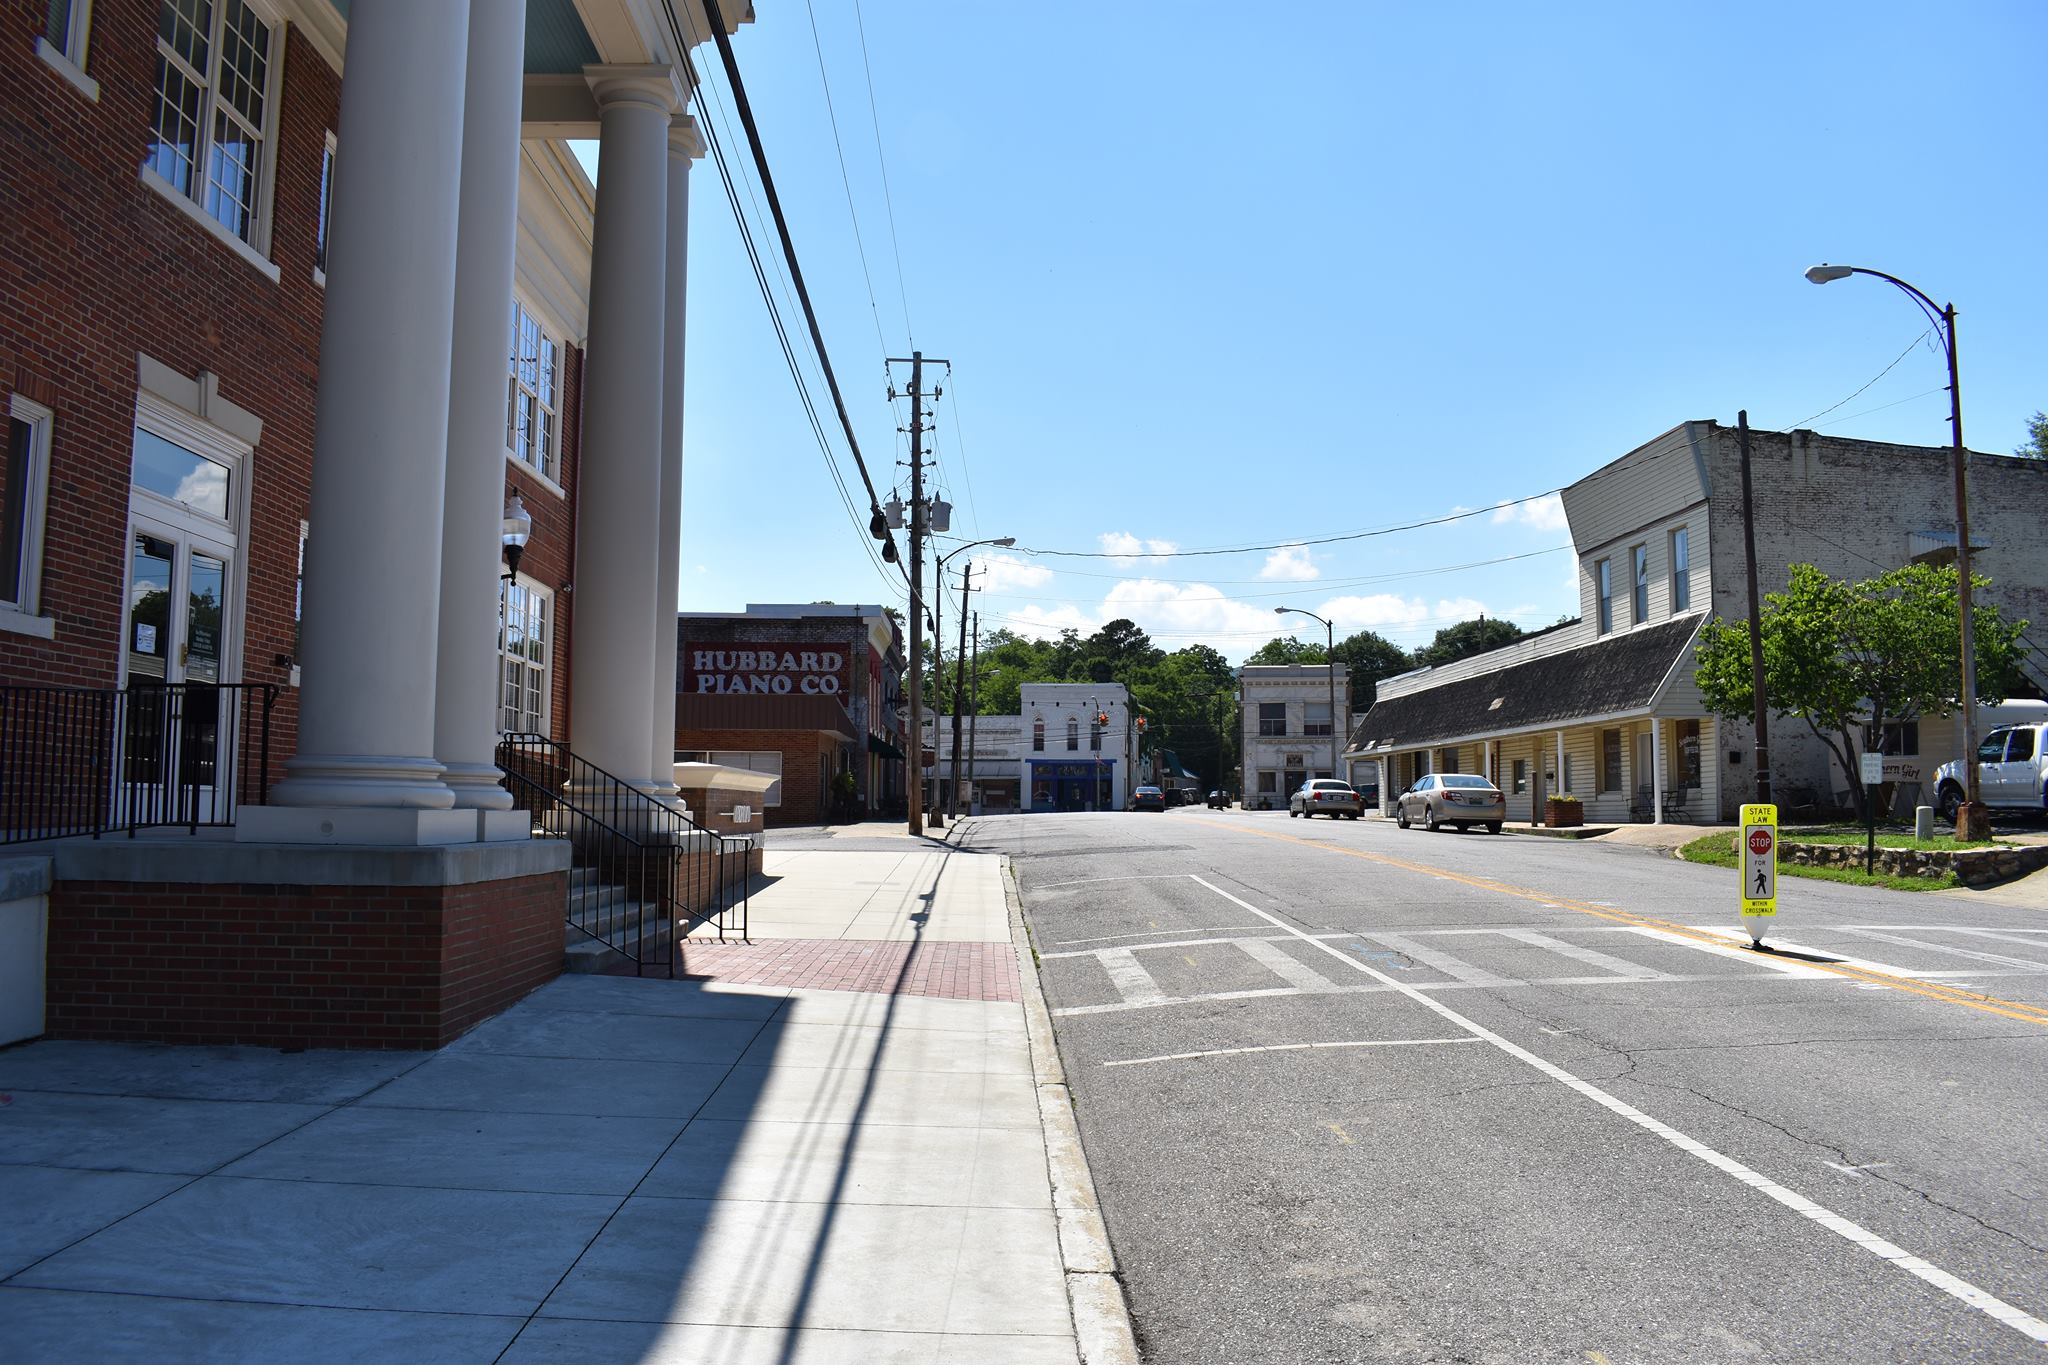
[507,299,561,481]
[314,131,335,277]
[1670,526,1691,611]
[43,0,92,66]
[148,0,277,247]
[498,578,551,735]
[1065,716,1079,751]
[3,396,55,616]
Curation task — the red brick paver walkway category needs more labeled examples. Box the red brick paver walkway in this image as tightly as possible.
[681,938,1021,1002]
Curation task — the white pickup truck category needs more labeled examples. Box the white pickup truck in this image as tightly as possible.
[1932,720,2048,819]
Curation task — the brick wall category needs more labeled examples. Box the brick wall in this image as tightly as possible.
[45,869,566,1049]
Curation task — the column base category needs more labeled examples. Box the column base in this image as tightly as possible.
[270,753,456,810]
[237,806,484,847]
[442,761,517,811]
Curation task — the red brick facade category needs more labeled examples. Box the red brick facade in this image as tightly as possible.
[676,724,844,826]
[0,3,581,770]
[45,869,567,1049]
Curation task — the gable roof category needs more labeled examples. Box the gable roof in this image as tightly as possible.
[1347,615,1706,753]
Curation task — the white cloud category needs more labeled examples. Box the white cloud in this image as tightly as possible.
[1257,544,1319,582]
[1097,531,1179,565]
[1100,579,1286,639]
[999,603,1098,641]
[976,553,1052,592]
[1319,594,1492,635]
[1490,492,1569,531]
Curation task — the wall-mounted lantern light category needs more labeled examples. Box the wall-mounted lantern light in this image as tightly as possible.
[501,493,532,582]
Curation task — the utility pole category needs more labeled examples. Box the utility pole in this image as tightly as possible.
[948,562,976,819]
[1738,411,1772,806]
[966,613,981,816]
[902,352,927,836]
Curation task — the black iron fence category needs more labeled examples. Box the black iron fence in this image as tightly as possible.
[495,733,752,976]
[0,683,277,843]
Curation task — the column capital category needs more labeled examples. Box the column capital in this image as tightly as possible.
[670,113,706,162]
[584,63,681,115]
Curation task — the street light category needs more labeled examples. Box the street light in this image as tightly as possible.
[925,535,1015,825]
[1274,606,1340,781]
[1805,262,1986,838]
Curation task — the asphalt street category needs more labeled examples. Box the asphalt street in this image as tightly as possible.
[958,808,2048,1365]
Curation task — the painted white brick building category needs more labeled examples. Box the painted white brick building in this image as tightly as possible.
[1239,664,1351,810]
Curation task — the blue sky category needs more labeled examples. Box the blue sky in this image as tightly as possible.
[577,0,2045,662]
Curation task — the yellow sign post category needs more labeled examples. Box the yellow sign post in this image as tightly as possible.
[1740,802,1778,943]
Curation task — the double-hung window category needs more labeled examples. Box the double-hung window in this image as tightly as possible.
[1595,558,1612,634]
[1669,526,1691,611]
[1305,701,1332,737]
[1066,716,1079,751]
[498,579,551,734]
[149,0,278,249]
[1258,702,1286,737]
[41,0,97,95]
[1631,544,1649,625]
[3,397,55,623]
[1600,728,1622,793]
[507,301,561,482]
[314,132,335,278]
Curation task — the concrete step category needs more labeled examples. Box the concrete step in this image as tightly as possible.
[563,910,676,973]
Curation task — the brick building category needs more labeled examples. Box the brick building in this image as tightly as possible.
[674,604,908,827]
[1348,421,2048,825]
[1,0,756,1047]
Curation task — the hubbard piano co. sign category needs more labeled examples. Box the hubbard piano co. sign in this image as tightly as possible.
[685,647,847,696]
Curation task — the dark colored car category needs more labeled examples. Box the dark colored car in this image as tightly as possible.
[1206,789,1229,809]
[1131,785,1166,812]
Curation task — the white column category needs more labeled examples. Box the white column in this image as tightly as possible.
[569,65,679,797]
[1651,717,1665,825]
[434,0,526,816]
[264,0,471,820]
[1556,731,1566,792]
[647,115,703,805]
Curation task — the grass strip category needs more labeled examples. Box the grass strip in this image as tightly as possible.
[1677,832,1962,893]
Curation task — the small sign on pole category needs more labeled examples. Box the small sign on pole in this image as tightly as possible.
[1860,751,1884,785]
[1860,750,1882,874]
[1740,802,1777,942]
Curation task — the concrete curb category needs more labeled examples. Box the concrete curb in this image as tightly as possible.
[1003,855,1141,1365]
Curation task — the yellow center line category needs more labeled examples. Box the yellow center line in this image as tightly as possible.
[1210,821,2048,1028]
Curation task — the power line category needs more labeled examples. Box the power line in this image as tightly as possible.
[698,0,903,574]
[968,543,1570,590]
[1815,386,1948,432]
[851,0,913,348]
[1791,329,1934,430]
[969,546,1572,605]
[802,0,888,357]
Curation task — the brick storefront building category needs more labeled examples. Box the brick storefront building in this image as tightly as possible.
[674,605,908,827]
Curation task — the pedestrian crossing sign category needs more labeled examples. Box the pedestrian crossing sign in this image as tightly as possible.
[1740,803,1777,916]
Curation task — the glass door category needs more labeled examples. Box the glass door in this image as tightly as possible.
[120,522,234,823]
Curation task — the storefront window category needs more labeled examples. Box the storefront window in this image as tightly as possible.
[1676,719,1702,789]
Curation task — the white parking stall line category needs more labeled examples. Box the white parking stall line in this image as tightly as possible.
[1236,936,1347,994]
[1103,1038,1482,1068]
[1365,932,1513,987]
[1043,925,1274,948]
[1184,875,2048,1349]
[1098,947,1169,1007]
[1617,925,1838,979]
[1836,927,2048,973]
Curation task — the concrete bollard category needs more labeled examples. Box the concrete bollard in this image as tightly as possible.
[1916,805,1934,841]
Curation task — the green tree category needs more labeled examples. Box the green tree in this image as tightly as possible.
[1413,616,1522,669]
[1243,636,1326,666]
[1693,562,2027,821]
[2018,410,2048,460]
[1330,629,1412,709]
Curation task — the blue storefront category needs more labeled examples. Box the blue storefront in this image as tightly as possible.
[1029,759,1116,812]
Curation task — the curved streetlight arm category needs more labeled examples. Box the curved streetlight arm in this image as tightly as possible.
[1807,264,1952,357]
[1274,606,1342,781]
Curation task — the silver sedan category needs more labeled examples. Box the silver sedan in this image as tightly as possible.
[1395,773,1506,833]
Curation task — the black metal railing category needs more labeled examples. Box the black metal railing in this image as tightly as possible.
[495,733,753,976]
[1,683,276,844]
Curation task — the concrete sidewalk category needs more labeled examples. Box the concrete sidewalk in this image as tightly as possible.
[1,844,1117,1363]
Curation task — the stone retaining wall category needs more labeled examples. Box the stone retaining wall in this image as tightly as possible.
[1779,839,2048,888]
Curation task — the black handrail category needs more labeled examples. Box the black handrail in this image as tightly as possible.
[495,733,752,977]
[1,683,276,844]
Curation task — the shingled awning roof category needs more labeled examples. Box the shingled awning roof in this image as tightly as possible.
[1347,615,1706,755]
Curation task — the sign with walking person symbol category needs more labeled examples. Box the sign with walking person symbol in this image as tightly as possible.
[1740,803,1778,920]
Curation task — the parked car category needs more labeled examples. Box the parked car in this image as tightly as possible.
[1206,789,1229,809]
[1395,773,1505,833]
[1932,722,2048,820]
[1131,785,1167,812]
[1289,779,1364,819]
